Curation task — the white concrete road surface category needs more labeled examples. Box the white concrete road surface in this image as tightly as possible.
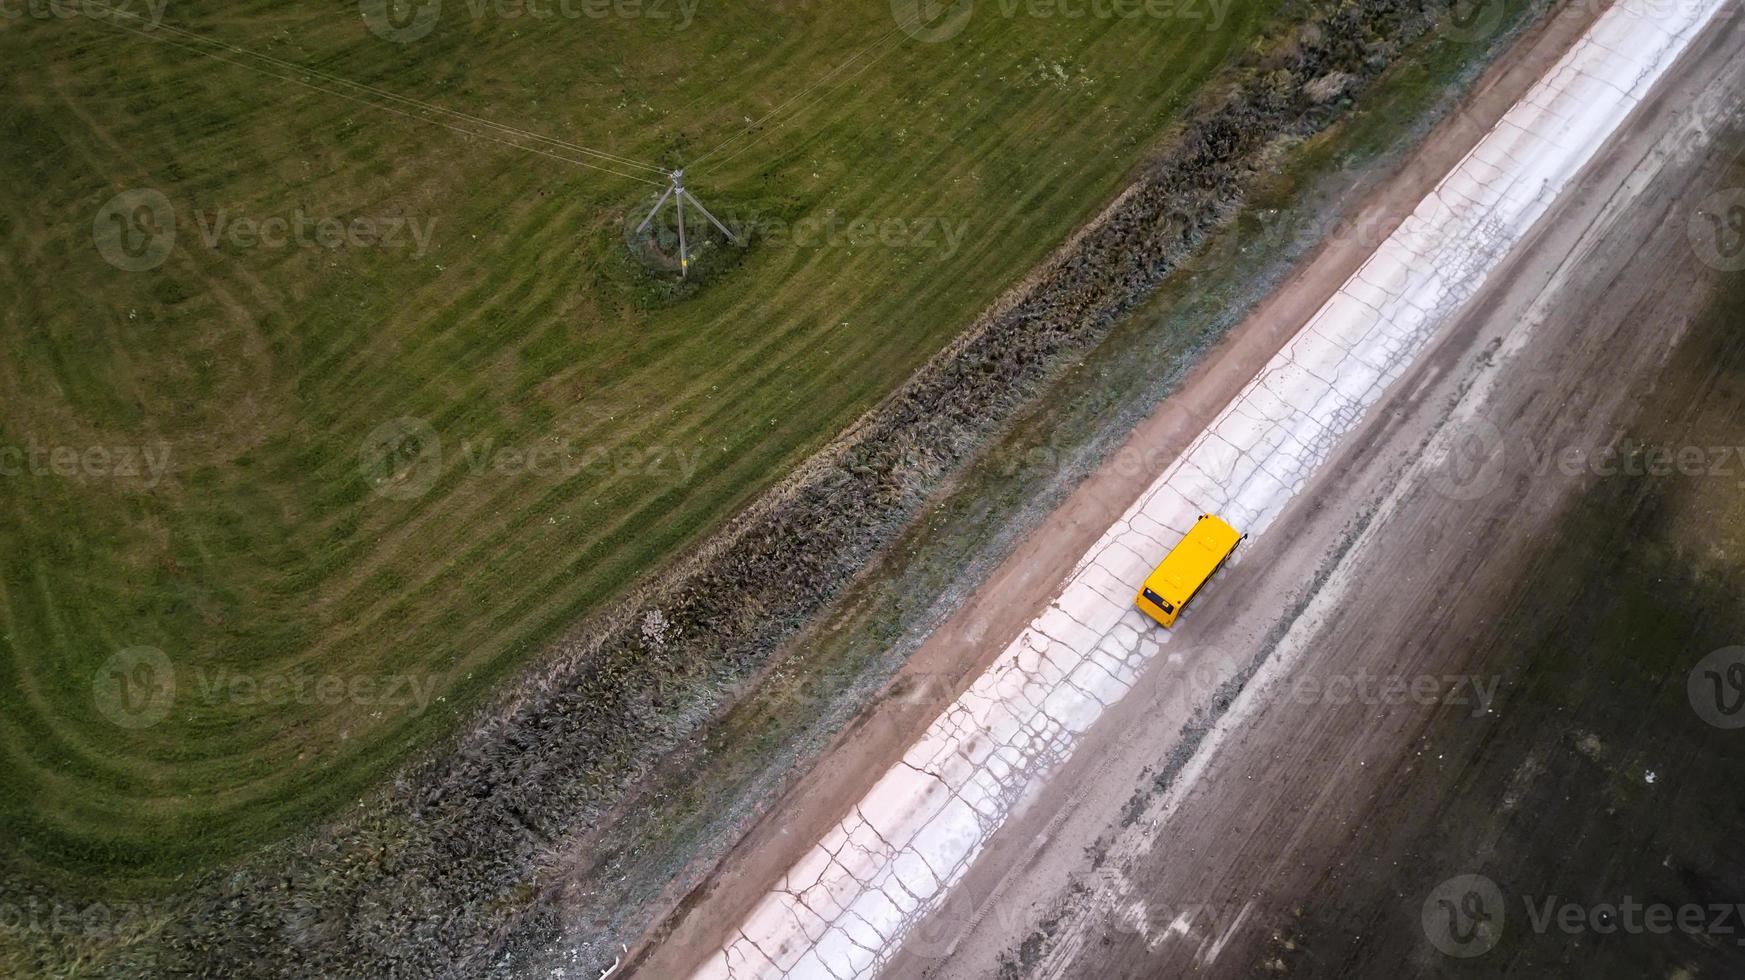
[689,1,1730,976]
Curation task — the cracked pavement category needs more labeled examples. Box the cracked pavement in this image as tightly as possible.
[691,1,1727,975]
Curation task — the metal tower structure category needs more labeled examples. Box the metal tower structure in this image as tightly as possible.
[633,169,738,276]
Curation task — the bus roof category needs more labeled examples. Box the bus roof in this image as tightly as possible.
[1143,514,1242,605]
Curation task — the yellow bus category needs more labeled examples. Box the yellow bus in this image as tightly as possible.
[1135,513,1244,628]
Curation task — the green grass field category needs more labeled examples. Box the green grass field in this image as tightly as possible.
[0,0,1287,891]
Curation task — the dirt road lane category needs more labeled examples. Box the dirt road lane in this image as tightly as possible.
[902,5,1745,977]
[626,3,1641,977]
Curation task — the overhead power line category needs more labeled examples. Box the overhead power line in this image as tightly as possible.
[691,23,909,171]
[83,1,668,183]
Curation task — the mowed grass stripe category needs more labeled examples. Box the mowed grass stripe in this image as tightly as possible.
[296,0,1242,718]
[1,0,1285,887]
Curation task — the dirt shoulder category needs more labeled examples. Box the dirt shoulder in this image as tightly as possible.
[906,6,1745,975]
[624,2,1610,975]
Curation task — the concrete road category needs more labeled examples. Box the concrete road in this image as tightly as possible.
[627,0,1745,975]
[897,4,1745,977]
